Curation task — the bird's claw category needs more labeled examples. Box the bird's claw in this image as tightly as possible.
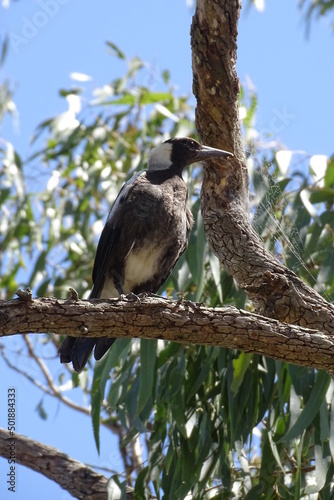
[126,292,141,304]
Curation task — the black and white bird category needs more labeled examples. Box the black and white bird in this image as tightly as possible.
[59,137,233,372]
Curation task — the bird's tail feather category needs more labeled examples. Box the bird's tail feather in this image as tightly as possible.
[94,338,116,360]
[59,336,97,372]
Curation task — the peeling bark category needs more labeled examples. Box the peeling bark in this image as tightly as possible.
[1,295,334,372]
[191,0,334,333]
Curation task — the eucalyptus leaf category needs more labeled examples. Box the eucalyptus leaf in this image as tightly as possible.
[279,371,330,443]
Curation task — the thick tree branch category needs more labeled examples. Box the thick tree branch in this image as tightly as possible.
[0,427,108,499]
[191,0,334,332]
[0,295,334,372]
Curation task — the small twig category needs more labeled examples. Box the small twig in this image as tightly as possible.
[23,335,56,391]
[15,287,33,302]
[0,339,125,434]
[0,343,55,397]
[0,340,90,416]
[68,287,79,300]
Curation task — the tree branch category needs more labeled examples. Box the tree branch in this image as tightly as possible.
[0,427,108,499]
[191,0,334,331]
[1,295,334,372]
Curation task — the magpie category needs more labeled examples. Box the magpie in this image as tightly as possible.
[59,137,233,372]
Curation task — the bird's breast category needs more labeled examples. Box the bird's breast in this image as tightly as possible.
[122,245,162,294]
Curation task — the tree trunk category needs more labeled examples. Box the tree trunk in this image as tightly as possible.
[191,0,334,335]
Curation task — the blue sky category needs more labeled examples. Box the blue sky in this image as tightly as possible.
[1,1,334,498]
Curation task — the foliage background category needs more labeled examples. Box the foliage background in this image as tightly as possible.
[1,0,334,498]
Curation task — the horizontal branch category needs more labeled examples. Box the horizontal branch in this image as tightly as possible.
[1,294,334,372]
[0,427,108,499]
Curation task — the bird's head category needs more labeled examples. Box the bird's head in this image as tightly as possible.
[147,137,233,174]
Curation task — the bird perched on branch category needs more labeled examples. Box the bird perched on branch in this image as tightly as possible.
[59,137,233,372]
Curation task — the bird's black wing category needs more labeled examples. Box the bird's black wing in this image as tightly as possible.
[59,172,144,371]
[92,172,149,360]
[91,171,143,297]
[90,220,120,298]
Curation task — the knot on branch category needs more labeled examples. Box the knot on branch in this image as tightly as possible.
[244,271,292,320]
[68,287,79,301]
[0,310,9,325]
[244,271,289,298]
[15,288,33,302]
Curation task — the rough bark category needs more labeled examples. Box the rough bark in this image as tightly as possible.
[0,427,108,500]
[191,0,334,332]
[1,295,334,372]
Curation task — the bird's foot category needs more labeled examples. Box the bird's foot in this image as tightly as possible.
[126,292,141,304]
[139,292,161,299]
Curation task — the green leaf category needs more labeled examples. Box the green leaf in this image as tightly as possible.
[29,251,47,288]
[304,428,330,494]
[169,455,183,499]
[91,341,131,454]
[100,338,132,384]
[162,70,170,84]
[318,247,334,284]
[59,87,83,97]
[304,221,323,256]
[171,400,186,438]
[134,466,149,499]
[319,400,330,443]
[138,339,157,413]
[157,341,181,368]
[244,484,266,500]
[35,399,47,420]
[231,352,251,394]
[324,159,334,188]
[267,427,285,473]
[330,384,334,459]
[106,41,126,60]
[309,187,334,205]
[127,57,144,77]
[279,370,330,442]
[186,347,219,402]
[107,476,127,500]
[127,376,148,432]
[139,91,171,105]
[0,36,8,67]
[195,210,206,301]
[103,94,136,106]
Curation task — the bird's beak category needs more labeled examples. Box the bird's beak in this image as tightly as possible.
[196,145,234,161]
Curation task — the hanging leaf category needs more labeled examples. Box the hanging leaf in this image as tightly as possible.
[138,339,157,413]
[106,41,126,60]
[279,370,331,443]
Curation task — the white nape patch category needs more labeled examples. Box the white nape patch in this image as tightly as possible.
[148,143,173,171]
